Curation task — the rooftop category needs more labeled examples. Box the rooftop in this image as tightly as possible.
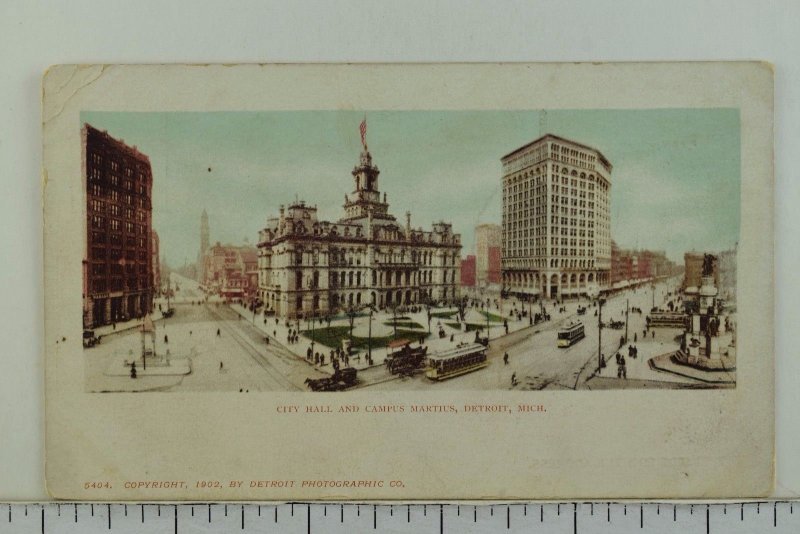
[501,133,611,170]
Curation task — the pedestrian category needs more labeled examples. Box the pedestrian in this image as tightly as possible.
[219,361,223,370]
[503,352,509,365]
[511,372,517,386]
[634,332,638,343]
[651,330,655,339]
[619,357,627,379]
[314,354,319,365]
[450,334,454,342]
[216,328,221,337]
[320,354,325,365]
[164,334,169,344]
[112,322,116,331]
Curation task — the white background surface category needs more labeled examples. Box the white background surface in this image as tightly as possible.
[1,0,797,500]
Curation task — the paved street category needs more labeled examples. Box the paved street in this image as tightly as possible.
[84,274,326,392]
[85,274,722,392]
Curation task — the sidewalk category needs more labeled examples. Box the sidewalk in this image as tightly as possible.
[91,310,164,339]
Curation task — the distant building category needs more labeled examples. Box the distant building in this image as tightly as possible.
[460,255,476,287]
[151,230,160,296]
[202,243,259,299]
[683,251,717,291]
[82,124,154,328]
[501,134,612,300]
[475,223,501,286]
[717,246,737,302]
[257,143,462,319]
[487,246,502,284]
[610,242,675,290]
[197,209,210,282]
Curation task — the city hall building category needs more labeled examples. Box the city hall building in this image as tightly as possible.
[501,134,612,300]
[257,147,462,318]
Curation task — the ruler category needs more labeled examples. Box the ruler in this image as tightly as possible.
[1,502,797,533]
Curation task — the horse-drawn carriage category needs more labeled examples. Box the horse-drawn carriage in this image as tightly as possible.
[384,340,428,376]
[82,329,101,348]
[305,367,358,391]
[607,320,625,330]
[576,306,587,315]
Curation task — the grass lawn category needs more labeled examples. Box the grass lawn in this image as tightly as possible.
[383,319,425,329]
[430,310,458,319]
[478,310,506,323]
[301,326,430,351]
[445,321,487,332]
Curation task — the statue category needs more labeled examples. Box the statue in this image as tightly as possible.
[702,253,716,277]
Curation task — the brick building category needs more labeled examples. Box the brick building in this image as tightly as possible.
[82,124,154,328]
[202,243,259,299]
[460,255,476,287]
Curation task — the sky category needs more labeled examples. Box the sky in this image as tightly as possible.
[81,109,740,267]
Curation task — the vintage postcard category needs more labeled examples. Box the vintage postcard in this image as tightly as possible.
[43,63,773,500]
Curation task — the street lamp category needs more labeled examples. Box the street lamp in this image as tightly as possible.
[590,289,606,371]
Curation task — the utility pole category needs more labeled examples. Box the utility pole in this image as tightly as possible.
[367,307,373,361]
[625,298,629,344]
[598,296,606,370]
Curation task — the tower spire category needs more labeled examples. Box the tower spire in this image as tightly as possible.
[359,115,368,150]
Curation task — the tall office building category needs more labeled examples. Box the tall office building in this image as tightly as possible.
[501,134,612,300]
[475,223,501,286]
[82,124,154,328]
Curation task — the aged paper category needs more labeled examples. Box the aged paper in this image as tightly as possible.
[44,63,773,500]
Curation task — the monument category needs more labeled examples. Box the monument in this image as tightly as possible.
[650,253,736,383]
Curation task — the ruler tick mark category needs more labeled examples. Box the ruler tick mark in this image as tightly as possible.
[107,504,111,529]
[507,505,510,529]
[573,503,577,534]
[673,505,676,522]
[142,505,145,523]
[640,505,643,529]
[41,507,44,534]
[439,505,443,534]
[241,505,245,529]
[373,504,377,530]
[706,505,709,534]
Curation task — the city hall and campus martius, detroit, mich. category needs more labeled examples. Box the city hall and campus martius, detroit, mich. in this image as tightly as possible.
[256,140,462,319]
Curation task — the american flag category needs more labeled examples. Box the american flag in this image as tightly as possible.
[359,118,367,147]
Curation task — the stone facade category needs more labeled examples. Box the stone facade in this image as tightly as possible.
[257,148,461,318]
[501,134,612,300]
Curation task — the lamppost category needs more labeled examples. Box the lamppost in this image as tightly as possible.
[591,289,606,370]
[624,298,629,344]
[651,282,656,310]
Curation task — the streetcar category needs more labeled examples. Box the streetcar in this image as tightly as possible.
[425,342,488,381]
[557,321,585,348]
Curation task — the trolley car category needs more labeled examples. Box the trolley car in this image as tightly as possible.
[425,343,488,381]
[557,321,585,348]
